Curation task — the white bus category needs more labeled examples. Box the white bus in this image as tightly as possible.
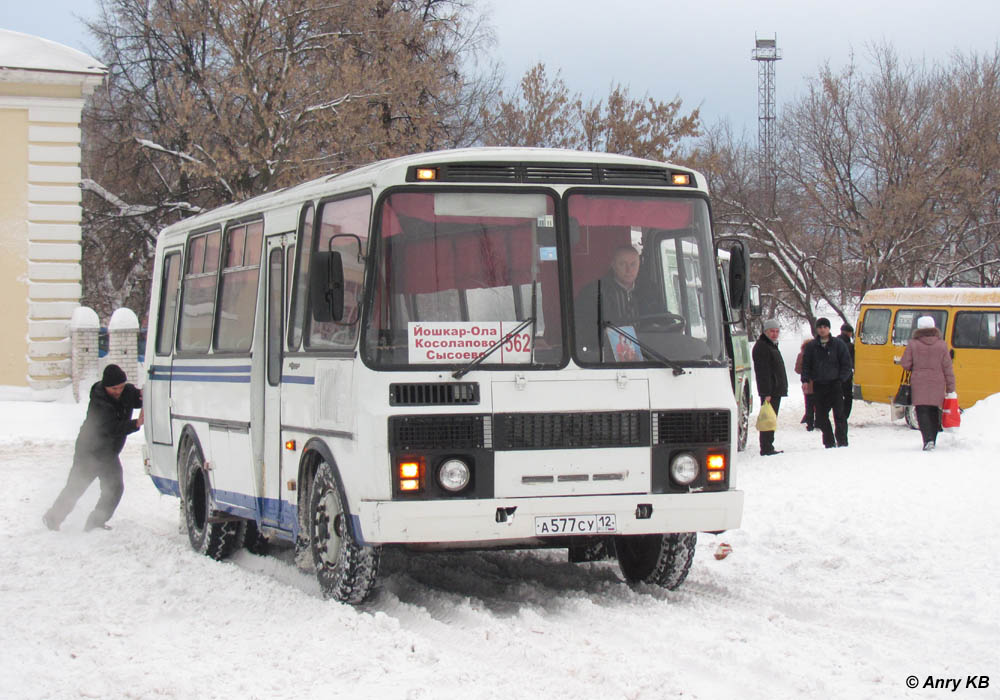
[143,148,750,603]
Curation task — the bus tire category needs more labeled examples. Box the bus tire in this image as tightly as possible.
[737,388,750,452]
[180,441,244,561]
[309,461,380,604]
[615,532,697,590]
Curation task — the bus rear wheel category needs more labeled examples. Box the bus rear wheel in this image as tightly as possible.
[181,442,244,561]
[615,532,697,590]
[309,461,380,604]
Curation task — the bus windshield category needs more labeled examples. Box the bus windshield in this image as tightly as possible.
[569,193,724,365]
[363,189,723,369]
[364,190,563,367]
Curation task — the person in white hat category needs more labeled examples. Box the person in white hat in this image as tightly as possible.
[752,319,788,455]
[900,316,956,450]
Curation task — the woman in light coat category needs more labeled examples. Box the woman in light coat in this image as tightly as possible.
[900,316,956,450]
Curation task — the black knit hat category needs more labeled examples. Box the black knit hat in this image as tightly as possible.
[841,322,854,333]
[815,317,831,328]
[102,364,128,387]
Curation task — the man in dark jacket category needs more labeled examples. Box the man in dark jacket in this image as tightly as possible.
[839,322,856,419]
[43,364,143,531]
[752,319,788,455]
[801,318,852,448]
[575,245,643,359]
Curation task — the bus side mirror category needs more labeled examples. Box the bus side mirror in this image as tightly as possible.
[748,284,762,318]
[310,251,344,323]
[727,242,749,309]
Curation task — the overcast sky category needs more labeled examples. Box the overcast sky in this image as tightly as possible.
[3,0,999,135]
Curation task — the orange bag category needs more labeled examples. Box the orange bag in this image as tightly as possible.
[942,394,961,428]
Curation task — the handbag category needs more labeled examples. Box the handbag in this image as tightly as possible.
[942,392,961,428]
[893,370,912,406]
[756,401,778,432]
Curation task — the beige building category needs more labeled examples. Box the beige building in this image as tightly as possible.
[0,29,105,390]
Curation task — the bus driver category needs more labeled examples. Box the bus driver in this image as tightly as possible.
[574,245,646,358]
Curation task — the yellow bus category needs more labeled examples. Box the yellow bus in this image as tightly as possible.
[854,288,1000,424]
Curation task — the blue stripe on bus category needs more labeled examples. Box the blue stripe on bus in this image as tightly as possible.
[151,475,181,497]
[169,374,252,383]
[148,477,297,536]
[150,364,251,373]
[149,364,252,383]
[281,375,315,385]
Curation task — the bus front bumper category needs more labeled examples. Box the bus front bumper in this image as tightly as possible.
[357,490,743,545]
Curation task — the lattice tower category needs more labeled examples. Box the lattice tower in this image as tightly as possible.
[752,35,782,214]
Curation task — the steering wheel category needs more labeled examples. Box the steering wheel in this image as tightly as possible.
[633,311,686,333]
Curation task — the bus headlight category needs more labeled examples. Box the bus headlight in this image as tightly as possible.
[438,459,471,492]
[670,452,700,485]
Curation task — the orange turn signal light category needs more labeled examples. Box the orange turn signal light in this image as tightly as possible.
[398,459,424,492]
[707,454,725,470]
[416,168,438,181]
[671,172,691,186]
[707,471,725,482]
[284,440,296,451]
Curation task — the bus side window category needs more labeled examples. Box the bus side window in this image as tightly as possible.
[155,252,182,355]
[215,221,263,353]
[859,308,890,345]
[892,309,948,345]
[288,205,315,351]
[954,311,1000,349]
[177,229,221,352]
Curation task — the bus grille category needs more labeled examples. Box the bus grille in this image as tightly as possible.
[494,411,647,450]
[653,410,730,445]
[389,382,480,406]
[389,414,490,450]
[602,166,679,186]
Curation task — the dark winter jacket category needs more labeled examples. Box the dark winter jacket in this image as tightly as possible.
[752,333,789,399]
[900,328,956,407]
[838,332,856,374]
[801,335,852,385]
[575,273,643,352]
[74,380,143,461]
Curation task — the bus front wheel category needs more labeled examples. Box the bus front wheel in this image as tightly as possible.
[308,461,380,604]
[615,532,697,590]
[737,389,750,451]
[180,442,244,561]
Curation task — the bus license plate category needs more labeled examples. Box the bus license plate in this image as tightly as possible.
[534,514,617,536]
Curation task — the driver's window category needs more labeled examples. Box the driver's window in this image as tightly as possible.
[306,193,372,350]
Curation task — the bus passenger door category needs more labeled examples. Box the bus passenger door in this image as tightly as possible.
[148,248,183,446]
[263,234,294,532]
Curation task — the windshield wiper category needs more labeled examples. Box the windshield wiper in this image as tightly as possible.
[452,316,535,379]
[603,321,687,376]
[452,281,538,380]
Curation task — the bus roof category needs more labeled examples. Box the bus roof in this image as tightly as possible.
[859,287,1000,307]
[158,147,706,238]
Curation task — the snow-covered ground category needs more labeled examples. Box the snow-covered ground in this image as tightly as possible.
[2,385,998,699]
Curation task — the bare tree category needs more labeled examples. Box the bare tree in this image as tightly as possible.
[482,62,701,160]
[780,45,1000,296]
[690,122,845,328]
[696,44,1000,333]
[80,0,498,318]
